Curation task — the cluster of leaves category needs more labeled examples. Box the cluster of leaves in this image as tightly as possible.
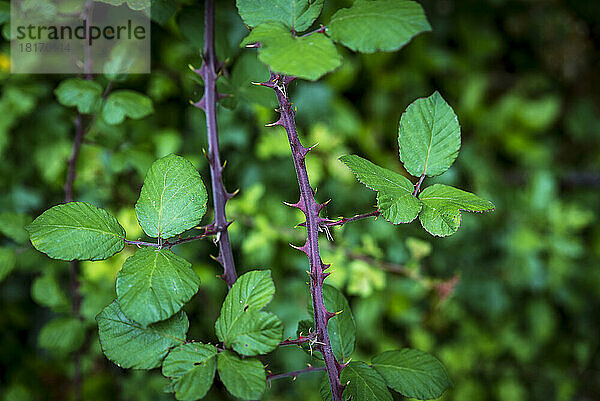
[341,91,494,236]
[238,0,431,80]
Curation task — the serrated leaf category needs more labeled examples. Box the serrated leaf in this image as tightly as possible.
[307,284,356,362]
[31,272,70,312]
[135,154,208,239]
[0,212,31,244]
[215,270,281,355]
[339,154,421,224]
[340,361,392,401]
[241,22,341,81]
[27,202,125,261]
[54,79,103,114]
[372,349,452,400]
[224,310,283,356]
[215,270,275,338]
[217,351,265,400]
[237,0,323,32]
[116,247,200,326]
[38,317,85,354]
[327,0,430,53]
[97,300,188,369]
[102,90,154,125]
[418,184,494,237]
[162,343,217,401]
[398,91,461,177]
[0,247,16,282]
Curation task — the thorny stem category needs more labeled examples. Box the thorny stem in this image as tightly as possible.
[279,333,315,346]
[267,366,326,382]
[123,224,222,248]
[261,72,345,401]
[192,0,238,288]
[321,210,381,228]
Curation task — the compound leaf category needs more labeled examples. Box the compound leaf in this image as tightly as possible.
[372,349,452,400]
[236,0,323,32]
[55,78,103,114]
[327,0,430,53]
[418,184,495,237]
[96,300,188,370]
[135,154,208,239]
[102,90,154,125]
[398,91,461,177]
[162,343,217,401]
[241,22,341,81]
[340,361,392,401]
[217,351,265,400]
[27,202,125,261]
[116,247,200,326]
[340,154,421,224]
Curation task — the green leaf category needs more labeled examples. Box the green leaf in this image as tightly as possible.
[27,202,126,261]
[94,0,150,11]
[215,270,282,355]
[31,272,70,312]
[339,155,421,224]
[96,300,188,369]
[398,91,461,177]
[418,184,495,237]
[319,373,333,401]
[135,154,208,239]
[54,79,103,114]
[0,212,31,244]
[38,317,85,354]
[241,22,341,81]
[217,351,265,400]
[327,0,430,53]
[116,247,200,326]
[372,349,452,400]
[0,247,16,282]
[236,0,324,32]
[102,90,154,125]
[151,0,177,25]
[307,284,356,362]
[162,343,217,401]
[215,270,275,335]
[340,361,392,401]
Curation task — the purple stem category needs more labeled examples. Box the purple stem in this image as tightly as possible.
[122,224,221,248]
[267,366,326,382]
[192,0,237,288]
[413,173,426,196]
[321,210,381,228]
[261,73,344,401]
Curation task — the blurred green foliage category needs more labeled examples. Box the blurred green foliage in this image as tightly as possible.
[1,0,599,400]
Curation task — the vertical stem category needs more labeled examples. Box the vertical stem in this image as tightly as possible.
[263,74,344,401]
[196,0,237,288]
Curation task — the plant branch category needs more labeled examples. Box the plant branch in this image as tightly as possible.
[413,173,426,196]
[122,224,221,248]
[260,72,344,401]
[191,0,238,288]
[321,210,381,228]
[279,333,315,346]
[267,366,325,382]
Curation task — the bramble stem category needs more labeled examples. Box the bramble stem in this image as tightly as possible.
[123,224,221,248]
[322,210,381,227]
[262,73,344,401]
[192,0,238,288]
[267,366,326,382]
[413,173,426,196]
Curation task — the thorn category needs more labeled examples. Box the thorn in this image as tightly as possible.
[296,222,306,228]
[322,271,331,279]
[318,199,332,212]
[265,118,283,127]
[216,92,230,101]
[289,240,309,255]
[283,198,306,211]
[226,189,240,200]
[322,263,331,271]
[192,97,207,111]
